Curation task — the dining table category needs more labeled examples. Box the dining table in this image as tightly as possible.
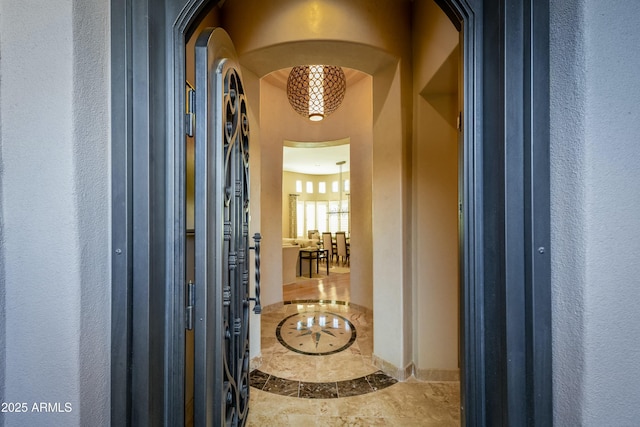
[298,247,329,277]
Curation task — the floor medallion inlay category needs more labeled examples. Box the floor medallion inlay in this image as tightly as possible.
[247,274,461,424]
[275,310,356,356]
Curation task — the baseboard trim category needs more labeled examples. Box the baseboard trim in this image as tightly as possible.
[371,354,413,380]
[372,355,460,382]
[250,355,263,371]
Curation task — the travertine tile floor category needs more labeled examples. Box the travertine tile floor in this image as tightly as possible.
[248,380,460,426]
[246,270,460,426]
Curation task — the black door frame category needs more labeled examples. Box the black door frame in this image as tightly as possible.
[110,0,551,425]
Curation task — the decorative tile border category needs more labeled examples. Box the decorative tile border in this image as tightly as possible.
[283,299,373,316]
[250,369,397,399]
[283,299,350,306]
[262,299,373,315]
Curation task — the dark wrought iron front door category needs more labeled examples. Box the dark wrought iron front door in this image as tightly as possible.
[193,27,261,427]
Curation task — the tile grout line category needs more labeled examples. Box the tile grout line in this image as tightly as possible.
[365,374,374,393]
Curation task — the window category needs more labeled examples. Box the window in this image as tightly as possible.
[332,181,338,193]
[291,181,349,238]
[344,179,350,192]
[298,199,348,237]
[340,199,349,231]
[305,202,316,232]
[328,201,340,233]
[295,180,302,193]
[316,202,328,233]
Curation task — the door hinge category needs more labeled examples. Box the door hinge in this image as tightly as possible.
[456,111,462,131]
[185,82,195,137]
[185,280,195,330]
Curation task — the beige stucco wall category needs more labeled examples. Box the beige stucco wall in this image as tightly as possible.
[411,0,460,375]
[238,64,264,370]
[347,76,375,310]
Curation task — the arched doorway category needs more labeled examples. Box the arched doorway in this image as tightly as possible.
[110,0,552,425]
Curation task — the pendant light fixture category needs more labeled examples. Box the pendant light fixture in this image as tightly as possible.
[286,65,346,121]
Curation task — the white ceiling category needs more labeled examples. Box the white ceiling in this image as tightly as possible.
[283,143,350,175]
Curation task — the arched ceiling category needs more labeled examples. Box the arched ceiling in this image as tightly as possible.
[283,142,350,175]
[237,40,398,78]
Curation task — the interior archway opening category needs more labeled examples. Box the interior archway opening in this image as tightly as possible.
[180,1,466,425]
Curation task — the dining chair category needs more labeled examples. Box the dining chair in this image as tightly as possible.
[335,231,349,266]
[322,232,334,265]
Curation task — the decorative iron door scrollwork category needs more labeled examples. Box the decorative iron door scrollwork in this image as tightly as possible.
[194,27,260,427]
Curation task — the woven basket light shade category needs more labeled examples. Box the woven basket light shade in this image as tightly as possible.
[286,65,346,121]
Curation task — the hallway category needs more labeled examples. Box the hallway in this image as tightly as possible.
[247,272,460,426]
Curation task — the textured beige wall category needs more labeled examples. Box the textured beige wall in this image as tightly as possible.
[411,0,460,373]
[347,77,374,311]
[371,61,411,369]
[241,65,264,364]
[257,80,285,307]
